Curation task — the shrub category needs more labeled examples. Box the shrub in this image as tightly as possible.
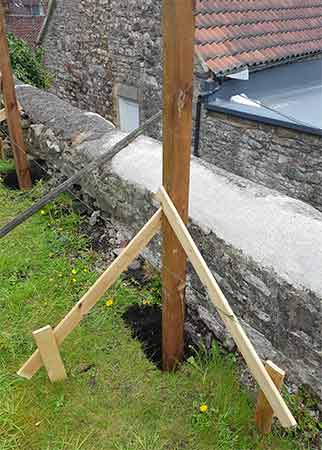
[7,33,52,89]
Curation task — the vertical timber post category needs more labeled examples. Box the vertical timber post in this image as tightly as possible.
[162,0,194,370]
[33,325,67,382]
[0,6,32,189]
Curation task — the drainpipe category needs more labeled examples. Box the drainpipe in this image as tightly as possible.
[193,78,222,157]
[37,0,56,46]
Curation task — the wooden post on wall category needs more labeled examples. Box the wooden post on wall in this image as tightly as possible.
[162,0,195,370]
[0,6,32,189]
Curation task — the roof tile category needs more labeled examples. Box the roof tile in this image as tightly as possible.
[195,0,322,74]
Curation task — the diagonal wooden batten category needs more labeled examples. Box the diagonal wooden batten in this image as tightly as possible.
[156,187,296,429]
[18,208,162,380]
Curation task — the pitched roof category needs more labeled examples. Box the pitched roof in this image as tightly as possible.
[195,0,322,75]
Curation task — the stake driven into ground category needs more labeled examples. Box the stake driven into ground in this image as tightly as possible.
[0,170,319,450]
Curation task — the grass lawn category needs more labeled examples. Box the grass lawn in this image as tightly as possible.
[0,173,317,450]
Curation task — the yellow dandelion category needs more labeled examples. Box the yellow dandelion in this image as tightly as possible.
[83,268,89,273]
[143,299,151,305]
[72,278,77,283]
[199,404,208,413]
[71,269,78,275]
[106,299,114,307]
[40,210,46,215]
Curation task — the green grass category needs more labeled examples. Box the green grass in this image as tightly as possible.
[0,159,15,173]
[0,180,317,450]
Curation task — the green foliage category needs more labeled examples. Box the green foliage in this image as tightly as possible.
[7,33,52,89]
[0,159,15,174]
[280,387,322,448]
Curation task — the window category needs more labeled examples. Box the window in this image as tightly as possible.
[31,3,44,16]
[118,96,140,132]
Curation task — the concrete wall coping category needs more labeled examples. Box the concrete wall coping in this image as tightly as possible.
[112,135,322,298]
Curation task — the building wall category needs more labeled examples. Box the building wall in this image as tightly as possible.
[7,0,44,16]
[42,0,162,136]
[199,110,322,212]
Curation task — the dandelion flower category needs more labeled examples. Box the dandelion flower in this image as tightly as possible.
[143,299,151,305]
[40,210,46,215]
[71,269,77,275]
[106,299,114,307]
[199,404,208,413]
[72,278,77,283]
[83,268,89,273]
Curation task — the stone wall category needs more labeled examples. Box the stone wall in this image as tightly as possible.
[42,0,162,136]
[16,84,322,401]
[199,110,322,212]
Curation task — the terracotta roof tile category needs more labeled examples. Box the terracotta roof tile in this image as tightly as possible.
[195,0,322,74]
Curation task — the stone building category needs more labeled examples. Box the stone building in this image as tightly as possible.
[39,0,322,211]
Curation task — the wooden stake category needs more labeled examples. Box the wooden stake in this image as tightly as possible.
[0,137,5,159]
[162,0,194,371]
[33,325,67,382]
[0,8,32,189]
[18,209,162,379]
[156,187,296,429]
[255,360,285,434]
[0,108,6,122]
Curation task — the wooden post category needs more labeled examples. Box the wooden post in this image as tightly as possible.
[0,7,32,189]
[255,360,285,433]
[162,0,195,371]
[33,325,67,382]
